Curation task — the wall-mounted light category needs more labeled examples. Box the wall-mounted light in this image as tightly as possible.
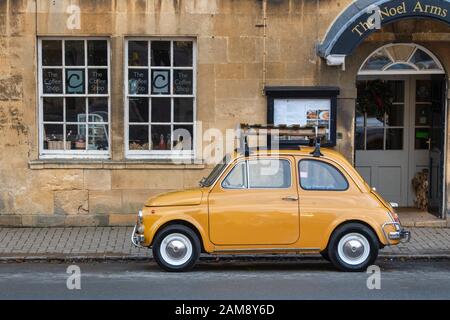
[326,55,346,71]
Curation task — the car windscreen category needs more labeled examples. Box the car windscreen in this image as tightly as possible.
[200,155,231,187]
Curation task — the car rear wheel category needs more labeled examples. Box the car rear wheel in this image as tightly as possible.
[327,223,379,272]
[152,225,201,272]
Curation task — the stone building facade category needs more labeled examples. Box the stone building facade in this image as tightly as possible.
[0,0,449,227]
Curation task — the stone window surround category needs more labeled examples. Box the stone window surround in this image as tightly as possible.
[38,37,112,159]
[28,159,206,170]
[34,36,202,167]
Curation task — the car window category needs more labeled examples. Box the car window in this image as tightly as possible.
[222,161,247,189]
[299,160,348,191]
[248,159,291,188]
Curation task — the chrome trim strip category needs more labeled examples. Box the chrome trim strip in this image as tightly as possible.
[213,247,320,253]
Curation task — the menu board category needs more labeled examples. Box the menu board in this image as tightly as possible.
[274,98,331,139]
[129,69,149,95]
[88,69,108,94]
[267,87,338,147]
[274,99,331,127]
[43,69,63,94]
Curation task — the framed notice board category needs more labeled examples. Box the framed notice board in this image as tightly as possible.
[265,86,340,147]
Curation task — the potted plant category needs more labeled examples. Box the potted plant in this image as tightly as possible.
[75,134,86,150]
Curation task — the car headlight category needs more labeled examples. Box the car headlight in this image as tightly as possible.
[137,210,143,224]
[136,210,144,234]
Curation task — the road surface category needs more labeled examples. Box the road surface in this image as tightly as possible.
[0,258,449,300]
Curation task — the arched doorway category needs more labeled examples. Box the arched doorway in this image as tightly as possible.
[355,43,447,217]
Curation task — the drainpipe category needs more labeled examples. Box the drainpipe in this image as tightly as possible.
[261,0,267,95]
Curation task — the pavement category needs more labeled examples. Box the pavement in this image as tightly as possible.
[1,260,450,299]
[1,226,450,261]
[397,209,448,228]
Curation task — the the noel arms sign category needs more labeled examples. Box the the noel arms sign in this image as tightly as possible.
[318,0,450,65]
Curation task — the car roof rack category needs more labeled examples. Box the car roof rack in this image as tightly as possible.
[237,124,327,157]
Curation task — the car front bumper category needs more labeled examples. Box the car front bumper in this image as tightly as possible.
[131,210,145,248]
[131,225,145,248]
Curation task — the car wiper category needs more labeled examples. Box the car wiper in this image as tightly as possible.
[199,177,206,187]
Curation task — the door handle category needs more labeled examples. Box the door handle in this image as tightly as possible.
[282,196,299,202]
[426,138,432,151]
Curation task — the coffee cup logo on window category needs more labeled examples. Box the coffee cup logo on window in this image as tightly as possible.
[152,70,170,94]
[66,70,84,94]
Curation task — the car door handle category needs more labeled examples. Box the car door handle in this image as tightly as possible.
[282,196,299,201]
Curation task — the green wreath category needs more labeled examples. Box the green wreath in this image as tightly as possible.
[357,80,394,119]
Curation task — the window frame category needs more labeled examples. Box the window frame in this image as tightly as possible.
[124,37,197,160]
[355,80,405,151]
[298,159,349,192]
[221,160,248,190]
[221,158,293,190]
[38,37,111,159]
[358,43,445,76]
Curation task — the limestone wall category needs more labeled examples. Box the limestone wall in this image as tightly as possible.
[0,0,449,226]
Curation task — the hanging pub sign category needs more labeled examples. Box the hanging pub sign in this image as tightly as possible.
[265,87,339,147]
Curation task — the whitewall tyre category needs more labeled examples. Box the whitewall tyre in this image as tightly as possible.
[152,225,201,272]
[327,223,379,272]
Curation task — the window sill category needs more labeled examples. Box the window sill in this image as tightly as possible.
[29,159,206,170]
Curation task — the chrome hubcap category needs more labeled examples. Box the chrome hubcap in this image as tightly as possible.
[343,239,364,258]
[160,233,192,266]
[166,240,187,259]
[337,233,370,266]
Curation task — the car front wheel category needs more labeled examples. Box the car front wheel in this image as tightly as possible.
[320,251,330,261]
[152,225,201,272]
[327,223,379,272]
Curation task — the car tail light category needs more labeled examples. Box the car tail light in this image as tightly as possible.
[388,212,402,231]
[392,212,400,223]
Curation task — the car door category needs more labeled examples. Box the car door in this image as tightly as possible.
[208,156,300,246]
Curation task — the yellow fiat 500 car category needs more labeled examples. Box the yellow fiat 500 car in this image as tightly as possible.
[132,147,410,272]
